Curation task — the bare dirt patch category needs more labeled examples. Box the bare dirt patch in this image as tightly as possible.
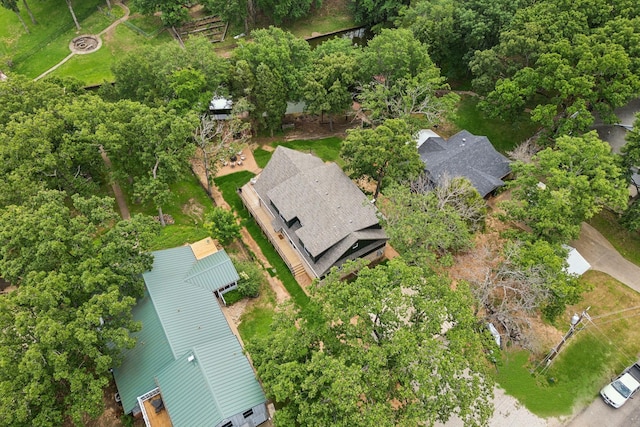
[181,197,205,222]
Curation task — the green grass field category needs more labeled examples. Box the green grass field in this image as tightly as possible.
[123,171,215,250]
[1,1,169,84]
[496,271,640,416]
[452,95,540,153]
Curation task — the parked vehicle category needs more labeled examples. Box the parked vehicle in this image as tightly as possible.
[600,362,640,408]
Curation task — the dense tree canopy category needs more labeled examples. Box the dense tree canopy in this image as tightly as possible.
[502,132,629,244]
[302,39,360,130]
[380,183,482,266]
[621,114,640,231]
[0,191,159,426]
[357,28,458,129]
[341,118,424,199]
[248,258,494,427]
[399,0,533,75]
[105,36,231,110]
[469,0,640,134]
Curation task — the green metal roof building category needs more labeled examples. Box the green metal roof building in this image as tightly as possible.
[112,245,268,427]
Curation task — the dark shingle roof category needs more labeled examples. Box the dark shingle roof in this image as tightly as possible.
[254,146,387,275]
[419,130,511,197]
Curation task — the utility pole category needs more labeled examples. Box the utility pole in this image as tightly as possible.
[535,307,591,375]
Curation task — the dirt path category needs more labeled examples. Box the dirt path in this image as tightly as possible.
[193,150,292,310]
[99,146,130,220]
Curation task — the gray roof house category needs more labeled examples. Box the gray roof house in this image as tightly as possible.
[112,243,268,427]
[418,130,511,197]
[244,146,388,278]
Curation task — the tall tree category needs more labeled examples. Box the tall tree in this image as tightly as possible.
[469,0,640,135]
[256,0,314,24]
[0,191,159,426]
[254,63,287,136]
[126,107,198,226]
[130,0,189,26]
[621,114,640,231]
[22,0,36,24]
[65,0,80,30]
[349,0,408,27]
[341,118,423,199]
[358,28,457,129]
[302,49,357,131]
[502,131,629,244]
[233,27,311,102]
[248,258,495,427]
[202,0,254,33]
[379,183,481,266]
[193,113,250,195]
[106,36,231,108]
[1,0,29,33]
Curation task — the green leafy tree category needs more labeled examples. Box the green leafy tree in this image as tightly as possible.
[341,118,424,199]
[127,107,198,226]
[398,0,533,74]
[362,28,432,84]
[0,75,81,126]
[130,0,189,26]
[167,67,209,112]
[202,0,254,33]
[357,28,457,129]
[248,258,495,427]
[254,63,287,136]
[0,191,159,426]
[621,114,640,231]
[1,0,29,33]
[470,0,640,135]
[302,48,358,131]
[232,258,265,298]
[233,27,311,102]
[380,183,478,266]
[349,0,408,27]
[0,93,112,207]
[256,0,315,24]
[502,132,629,244]
[204,207,242,246]
[106,36,231,108]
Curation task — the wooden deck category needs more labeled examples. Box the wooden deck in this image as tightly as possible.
[143,397,172,427]
[240,183,314,288]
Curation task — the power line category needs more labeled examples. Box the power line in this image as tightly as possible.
[590,305,640,320]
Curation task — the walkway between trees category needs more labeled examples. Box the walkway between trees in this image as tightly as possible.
[571,222,640,291]
[34,1,131,81]
[99,146,130,220]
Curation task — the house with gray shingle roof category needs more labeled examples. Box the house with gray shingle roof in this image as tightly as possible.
[418,130,511,197]
[112,243,268,427]
[246,146,388,278]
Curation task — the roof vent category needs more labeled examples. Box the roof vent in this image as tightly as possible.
[187,354,195,363]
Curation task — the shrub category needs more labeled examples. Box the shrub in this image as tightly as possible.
[234,259,266,298]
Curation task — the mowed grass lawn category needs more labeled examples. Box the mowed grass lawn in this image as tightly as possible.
[496,271,640,417]
[1,1,171,84]
[452,95,540,153]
